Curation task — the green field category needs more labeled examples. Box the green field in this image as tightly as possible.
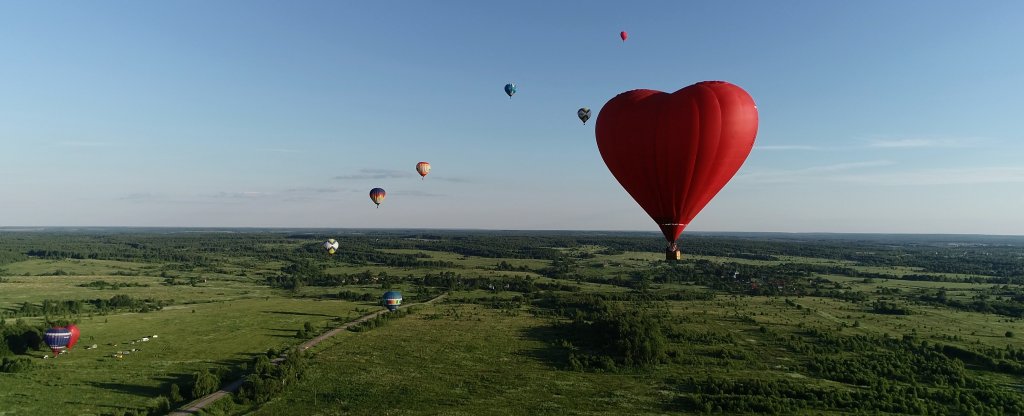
[1,231,1022,415]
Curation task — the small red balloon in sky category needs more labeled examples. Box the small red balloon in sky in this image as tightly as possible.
[620,31,628,41]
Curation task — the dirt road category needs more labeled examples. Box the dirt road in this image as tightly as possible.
[169,293,446,415]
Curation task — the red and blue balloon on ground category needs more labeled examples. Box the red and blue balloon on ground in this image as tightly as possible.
[44,326,76,356]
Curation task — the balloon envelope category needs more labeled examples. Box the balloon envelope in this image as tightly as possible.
[595,81,758,243]
[67,324,80,350]
[578,108,591,124]
[382,291,403,311]
[504,83,516,98]
[416,162,431,178]
[620,31,628,41]
[369,188,386,207]
[44,327,72,355]
[323,239,339,254]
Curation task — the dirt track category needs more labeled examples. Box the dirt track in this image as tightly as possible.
[169,294,446,415]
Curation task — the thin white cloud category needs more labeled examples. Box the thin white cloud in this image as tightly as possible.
[866,137,984,149]
[283,187,349,194]
[740,162,1024,186]
[208,191,271,199]
[835,167,1024,186]
[279,187,356,202]
[118,192,159,201]
[756,145,821,151]
[193,187,363,203]
[804,161,895,173]
[751,137,991,152]
[394,189,447,198]
[430,176,472,183]
[334,169,411,180]
[738,160,894,184]
[57,141,113,147]
[255,148,303,153]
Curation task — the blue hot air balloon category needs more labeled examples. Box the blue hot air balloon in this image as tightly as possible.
[382,291,403,311]
[44,327,72,356]
[504,83,516,99]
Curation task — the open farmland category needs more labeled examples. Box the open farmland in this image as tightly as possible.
[1,230,1022,415]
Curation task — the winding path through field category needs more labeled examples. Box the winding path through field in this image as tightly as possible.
[169,293,446,415]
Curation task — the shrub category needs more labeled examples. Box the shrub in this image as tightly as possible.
[0,356,33,373]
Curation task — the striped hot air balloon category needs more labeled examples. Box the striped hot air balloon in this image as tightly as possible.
[44,327,72,356]
[369,188,386,207]
[382,291,403,311]
[416,162,431,180]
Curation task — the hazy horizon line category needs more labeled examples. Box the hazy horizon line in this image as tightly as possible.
[1,225,1021,238]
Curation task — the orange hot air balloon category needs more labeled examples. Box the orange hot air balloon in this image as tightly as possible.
[416,162,431,180]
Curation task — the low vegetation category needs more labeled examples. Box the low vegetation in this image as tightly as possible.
[0,230,1021,415]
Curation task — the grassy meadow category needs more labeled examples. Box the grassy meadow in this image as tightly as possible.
[0,230,1022,415]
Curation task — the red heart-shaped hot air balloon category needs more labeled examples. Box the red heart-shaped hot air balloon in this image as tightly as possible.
[67,324,80,350]
[595,81,758,243]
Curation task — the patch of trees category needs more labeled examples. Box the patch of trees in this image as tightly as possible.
[870,300,912,315]
[349,308,414,332]
[331,249,456,268]
[470,295,527,311]
[937,343,1024,377]
[78,280,150,290]
[25,248,214,268]
[0,320,45,356]
[382,234,565,260]
[7,295,167,318]
[917,289,1024,318]
[537,256,576,279]
[235,347,310,406]
[669,374,1024,415]
[0,356,34,373]
[335,290,378,302]
[724,329,1024,414]
[294,321,319,339]
[541,294,669,371]
[268,266,575,298]
[622,260,864,299]
[495,260,531,272]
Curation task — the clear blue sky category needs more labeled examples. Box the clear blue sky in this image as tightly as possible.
[2,1,1022,234]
